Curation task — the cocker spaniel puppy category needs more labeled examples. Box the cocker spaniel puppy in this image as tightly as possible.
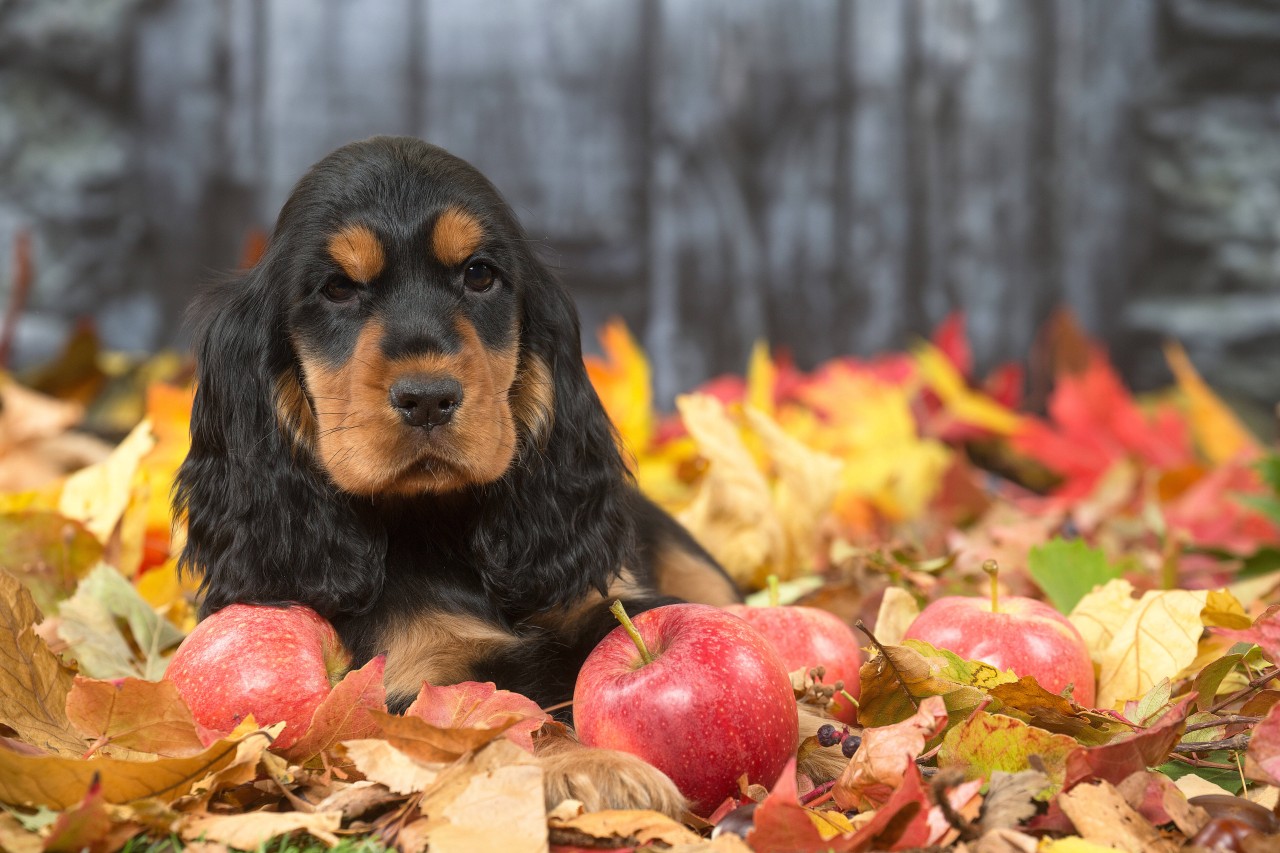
[175,136,750,813]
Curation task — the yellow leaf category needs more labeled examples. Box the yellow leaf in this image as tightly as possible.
[1069,579,1137,663]
[1164,341,1259,464]
[914,343,1023,435]
[58,419,156,542]
[0,732,253,809]
[675,394,784,588]
[1040,838,1128,853]
[744,407,843,581]
[584,319,653,457]
[873,587,920,647]
[177,811,341,850]
[1094,590,1208,709]
[746,340,775,418]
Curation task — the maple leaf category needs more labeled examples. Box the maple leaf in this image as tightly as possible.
[584,318,654,458]
[404,680,548,752]
[1012,348,1194,501]
[1062,696,1192,790]
[1164,341,1261,465]
[1214,604,1280,666]
[65,676,206,758]
[1161,459,1280,554]
[745,757,866,853]
[279,654,387,762]
[1245,700,1280,786]
[834,695,948,811]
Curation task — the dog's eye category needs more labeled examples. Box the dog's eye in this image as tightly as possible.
[464,262,496,292]
[322,276,359,303]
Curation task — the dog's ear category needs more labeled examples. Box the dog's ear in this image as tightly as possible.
[473,258,635,616]
[174,262,386,621]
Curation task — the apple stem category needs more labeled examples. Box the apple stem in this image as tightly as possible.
[839,688,860,709]
[610,600,654,666]
[767,574,780,608]
[983,559,1000,614]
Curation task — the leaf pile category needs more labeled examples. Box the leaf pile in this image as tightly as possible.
[1,310,1279,851]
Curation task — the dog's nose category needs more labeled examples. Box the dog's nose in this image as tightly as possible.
[389,376,463,428]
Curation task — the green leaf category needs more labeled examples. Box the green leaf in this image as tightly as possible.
[1257,453,1280,495]
[1028,538,1123,614]
[1156,753,1244,794]
[57,564,184,680]
[937,711,1077,798]
[1193,653,1243,713]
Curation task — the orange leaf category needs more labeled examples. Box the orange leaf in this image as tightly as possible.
[65,677,206,757]
[1164,341,1259,464]
[280,654,387,762]
[405,680,548,752]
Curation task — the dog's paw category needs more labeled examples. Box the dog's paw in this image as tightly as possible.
[539,744,687,819]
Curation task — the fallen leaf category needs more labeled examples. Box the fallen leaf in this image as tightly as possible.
[57,419,155,543]
[937,711,1077,796]
[1055,780,1176,853]
[0,570,83,756]
[915,342,1023,436]
[0,512,102,614]
[397,739,544,853]
[584,318,654,458]
[313,779,405,822]
[1093,589,1208,709]
[745,758,858,853]
[64,676,205,758]
[342,739,443,794]
[872,587,919,647]
[41,774,124,853]
[0,812,41,853]
[835,695,947,811]
[405,680,547,752]
[1164,341,1260,465]
[1068,579,1136,663]
[57,563,184,680]
[857,640,1013,729]
[1028,539,1123,615]
[0,729,256,809]
[177,810,341,849]
[281,654,386,763]
[1063,697,1191,790]
[980,769,1051,833]
[988,678,1129,745]
[1215,604,1280,667]
[1245,701,1280,786]
[547,805,701,849]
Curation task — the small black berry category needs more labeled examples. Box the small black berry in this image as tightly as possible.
[841,734,862,759]
[816,724,840,747]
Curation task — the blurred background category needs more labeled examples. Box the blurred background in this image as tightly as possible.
[1,0,1278,410]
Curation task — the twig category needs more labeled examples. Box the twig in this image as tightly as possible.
[1184,715,1262,733]
[1206,666,1279,716]
[0,230,33,370]
[1172,733,1251,754]
[855,619,919,711]
[799,780,836,806]
[1167,754,1239,771]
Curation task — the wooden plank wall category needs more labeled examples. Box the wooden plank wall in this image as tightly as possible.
[130,0,1156,402]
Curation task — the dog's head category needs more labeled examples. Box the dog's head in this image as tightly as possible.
[177,138,629,619]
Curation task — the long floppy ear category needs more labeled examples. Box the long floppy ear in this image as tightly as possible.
[472,261,636,617]
[174,263,387,621]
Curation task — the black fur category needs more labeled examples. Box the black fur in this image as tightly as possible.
[175,137,738,712]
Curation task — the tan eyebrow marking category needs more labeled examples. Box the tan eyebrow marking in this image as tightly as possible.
[326,224,385,283]
[431,207,485,266]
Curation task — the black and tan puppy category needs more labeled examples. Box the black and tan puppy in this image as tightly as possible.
[175,136,778,814]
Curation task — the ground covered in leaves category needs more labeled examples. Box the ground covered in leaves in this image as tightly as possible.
[1,310,1279,852]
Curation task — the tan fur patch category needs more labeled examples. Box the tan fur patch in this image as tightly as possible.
[654,545,740,606]
[274,370,317,451]
[326,223,385,283]
[510,353,555,450]
[298,318,519,495]
[536,736,687,819]
[381,610,520,700]
[431,207,484,266]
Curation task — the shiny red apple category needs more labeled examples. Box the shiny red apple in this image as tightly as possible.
[165,603,351,749]
[573,603,798,816]
[723,603,862,723]
[903,592,1096,707]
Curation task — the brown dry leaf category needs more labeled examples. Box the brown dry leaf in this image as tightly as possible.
[834,694,948,811]
[182,722,280,805]
[0,511,103,614]
[547,802,701,848]
[281,655,387,763]
[0,570,83,755]
[57,419,155,543]
[1092,589,1209,709]
[177,810,341,849]
[979,769,1050,833]
[342,739,443,795]
[313,779,405,821]
[65,676,206,757]
[398,739,545,853]
[0,811,42,853]
[370,707,518,764]
[675,394,785,588]
[0,729,257,810]
[1055,781,1177,853]
[0,376,82,447]
[744,406,843,581]
[974,828,1040,853]
[404,680,547,753]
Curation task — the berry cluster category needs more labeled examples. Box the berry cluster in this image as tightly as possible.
[816,723,862,759]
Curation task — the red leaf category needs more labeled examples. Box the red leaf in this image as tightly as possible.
[280,655,386,762]
[1063,696,1192,789]
[1246,700,1280,785]
[931,312,973,380]
[1216,605,1280,666]
[406,681,548,752]
[42,773,115,853]
[1164,465,1280,555]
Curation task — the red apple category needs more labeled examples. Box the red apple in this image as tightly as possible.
[903,594,1096,707]
[723,603,862,723]
[165,603,351,749]
[573,603,798,816]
